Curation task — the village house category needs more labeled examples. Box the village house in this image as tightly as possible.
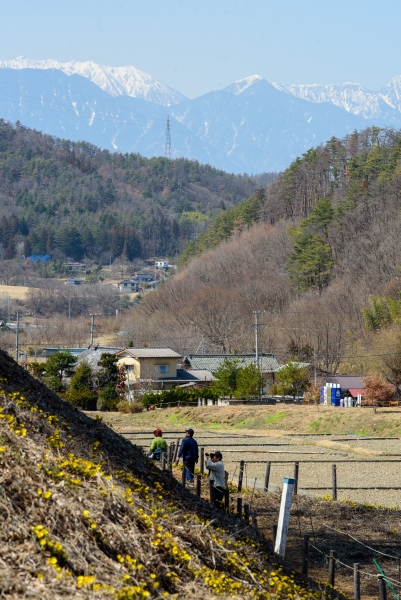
[115,348,210,392]
[183,353,280,391]
[117,279,142,293]
[63,261,87,272]
[116,348,181,380]
[155,260,169,269]
[135,273,157,284]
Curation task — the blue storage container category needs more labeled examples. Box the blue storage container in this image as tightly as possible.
[331,387,341,407]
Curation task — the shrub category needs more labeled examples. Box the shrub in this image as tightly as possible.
[97,384,119,411]
[45,375,67,393]
[66,389,97,410]
[116,400,130,413]
[117,400,143,414]
[70,361,94,392]
[142,388,217,410]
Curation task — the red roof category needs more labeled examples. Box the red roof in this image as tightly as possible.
[348,388,364,397]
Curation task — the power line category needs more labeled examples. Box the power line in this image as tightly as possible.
[0,89,294,163]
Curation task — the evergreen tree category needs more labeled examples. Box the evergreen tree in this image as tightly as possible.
[97,384,119,411]
[275,362,310,399]
[288,234,333,293]
[301,197,334,239]
[97,353,118,387]
[69,361,94,392]
[235,364,264,399]
[211,358,243,398]
[45,350,77,382]
[3,236,15,259]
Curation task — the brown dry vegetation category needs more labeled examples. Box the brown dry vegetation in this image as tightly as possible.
[101,404,401,439]
[0,284,30,299]
[0,349,339,599]
[105,128,401,380]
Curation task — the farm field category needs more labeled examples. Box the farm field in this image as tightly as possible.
[105,424,401,600]
[105,422,401,508]
[0,284,31,300]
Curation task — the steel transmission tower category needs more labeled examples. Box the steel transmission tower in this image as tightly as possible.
[165,116,172,160]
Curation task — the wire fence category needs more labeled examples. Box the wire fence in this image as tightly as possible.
[141,434,401,598]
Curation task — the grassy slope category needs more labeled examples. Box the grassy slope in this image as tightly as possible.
[0,284,30,299]
[0,350,330,599]
[101,405,401,438]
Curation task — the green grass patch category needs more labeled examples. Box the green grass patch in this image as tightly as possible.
[310,418,323,431]
[264,411,288,425]
[232,419,253,429]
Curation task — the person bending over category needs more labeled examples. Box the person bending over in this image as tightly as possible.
[206,451,226,506]
[177,428,198,483]
[149,428,167,461]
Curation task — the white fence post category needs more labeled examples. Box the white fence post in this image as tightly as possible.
[274,477,295,557]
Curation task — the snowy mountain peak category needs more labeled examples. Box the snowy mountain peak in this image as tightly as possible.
[379,76,401,111]
[0,56,187,106]
[283,79,401,119]
[232,74,263,95]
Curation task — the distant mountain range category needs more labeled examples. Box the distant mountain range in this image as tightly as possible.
[0,57,186,105]
[1,57,401,173]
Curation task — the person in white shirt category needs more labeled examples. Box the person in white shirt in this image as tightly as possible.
[206,451,226,506]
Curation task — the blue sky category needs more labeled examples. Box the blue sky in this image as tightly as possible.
[2,0,401,98]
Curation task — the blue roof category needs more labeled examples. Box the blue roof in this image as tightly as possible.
[29,254,51,263]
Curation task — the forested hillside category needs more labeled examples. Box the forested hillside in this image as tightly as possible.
[130,127,401,376]
[0,119,261,261]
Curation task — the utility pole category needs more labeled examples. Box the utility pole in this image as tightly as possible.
[89,314,101,348]
[251,310,265,397]
[126,366,132,403]
[314,353,317,386]
[165,116,172,160]
[68,298,72,320]
[252,310,265,367]
[15,312,19,363]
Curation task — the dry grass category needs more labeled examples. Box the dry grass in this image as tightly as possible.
[0,284,31,300]
[100,404,401,438]
[0,350,335,599]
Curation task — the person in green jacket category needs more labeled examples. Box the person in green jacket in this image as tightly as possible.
[149,428,168,460]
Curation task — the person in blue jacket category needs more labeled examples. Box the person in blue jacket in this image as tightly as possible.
[177,428,199,483]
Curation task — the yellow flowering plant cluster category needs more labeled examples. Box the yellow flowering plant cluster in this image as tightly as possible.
[38,452,106,488]
[31,524,68,571]
[0,407,27,437]
[0,367,344,600]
